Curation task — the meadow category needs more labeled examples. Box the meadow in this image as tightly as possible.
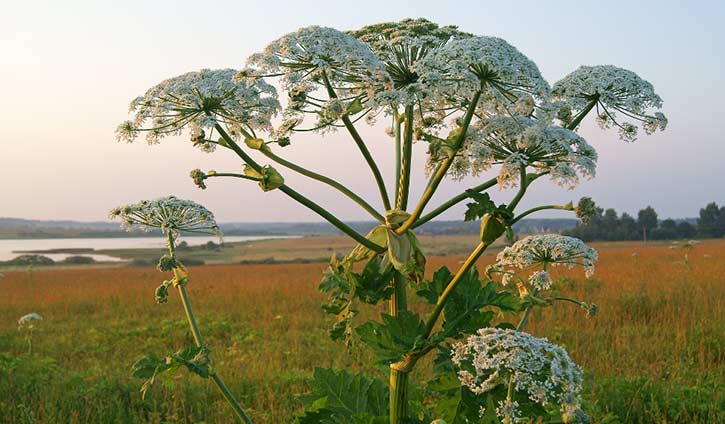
[0,237,723,423]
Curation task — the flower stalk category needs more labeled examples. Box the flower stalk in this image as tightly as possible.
[165,232,255,424]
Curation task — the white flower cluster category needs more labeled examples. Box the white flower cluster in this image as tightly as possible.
[421,36,550,112]
[496,234,597,277]
[247,26,389,136]
[450,116,597,188]
[452,328,588,423]
[116,69,279,148]
[350,18,469,59]
[552,65,667,141]
[110,196,220,239]
[18,313,43,327]
[349,18,471,111]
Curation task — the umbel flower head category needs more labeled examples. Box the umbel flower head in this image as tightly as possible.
[110,196,221,239]
[247,26,389,135]
[552,65,667,141]
[495,234,598,277]
[421,36,550,111]
[349,18,471,108]
[116,69,279,148]
[445,115,598,188]
[452,328,588,423]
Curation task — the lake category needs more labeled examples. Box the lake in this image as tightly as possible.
[0,236,292,262]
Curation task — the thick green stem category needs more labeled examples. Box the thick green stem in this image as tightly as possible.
[341,115,392,211]
[509,203,574,226]
[516,288,540,332]
[204,172,260,182]
[166,234,254,424]
[389,271,408,316]
[320,71,391,210]
[397,106,414,210]
[212,374,254,424]
[388,270,409,423]
[566,97,598,130]
[394,115,402,198]
[548,296,586,307]
[397,91,482,234]
[389,369,408,424]
[214,123,384,254]
[412,177,498,229]
[506,167,528,212]
[386,241,493,414]
[177,284,204,345]
[424,241,489,338]
[259,148,385,223]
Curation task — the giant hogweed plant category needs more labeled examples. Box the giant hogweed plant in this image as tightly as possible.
[114,18,667,424]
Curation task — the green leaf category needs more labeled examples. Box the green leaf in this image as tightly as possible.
[349,257,394,305]
[131,346,213,399]
[131,353,173,399]
[311,367,372,415]
[439,268,523,340]
[351,414,388,424]
[131,353,170,379]
[297,368,390,422]
[296,408,335,424]
[464,190,496,222]
[319,256,356,344]
[169,346,211,379]
[365,377,389,417]
[356,311,427,364]
[429,373,498,424]
[416,266,453,304]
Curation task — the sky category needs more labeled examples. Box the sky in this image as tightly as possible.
[1,0,723,223]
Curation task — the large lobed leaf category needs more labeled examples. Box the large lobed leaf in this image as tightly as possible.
[296,368,388,423]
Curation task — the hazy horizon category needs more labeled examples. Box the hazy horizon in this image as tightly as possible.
[2,0,724,223]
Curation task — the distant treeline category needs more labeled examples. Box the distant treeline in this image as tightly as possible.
[564,201,724,242]
[6,203,724,241]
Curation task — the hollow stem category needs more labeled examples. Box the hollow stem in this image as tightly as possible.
[412,177,498,229]
[516,266,545,332]
[205,172,260,182]
[394,114,402,198]
[320,71,391,210]
[165,233,254,424]
[389,271,408,316]
[214,123,384,253]
[389,369,408,424]
[259,148,385,223]
[509,203,574,226]
[506,167,529,212]
[566,97,598,130]
[424,241,490,338]
[388,270,409,423]
[516,290,540,332]
[397,106,414,210]
[397,91,482,234]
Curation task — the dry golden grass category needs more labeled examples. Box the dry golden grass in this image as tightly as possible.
[0,238,722,423]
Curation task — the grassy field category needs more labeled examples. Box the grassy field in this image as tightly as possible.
[0,236,723,423]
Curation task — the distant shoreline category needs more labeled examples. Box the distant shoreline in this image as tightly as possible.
[0,217,580,239]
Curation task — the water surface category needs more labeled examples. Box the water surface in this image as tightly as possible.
[0,236,290,262]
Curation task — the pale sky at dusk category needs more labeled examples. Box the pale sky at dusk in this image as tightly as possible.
[1,0,723,223]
